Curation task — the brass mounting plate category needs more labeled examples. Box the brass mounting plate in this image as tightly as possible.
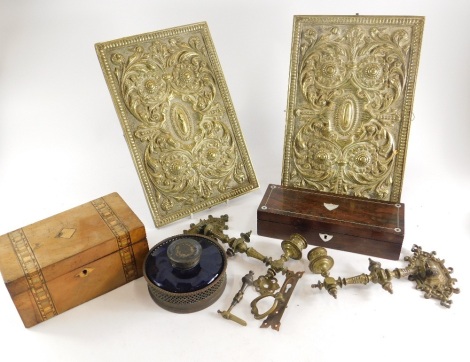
[96,22,258,226]
[282,15,424,202]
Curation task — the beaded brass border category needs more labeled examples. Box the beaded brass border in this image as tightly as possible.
[8,229,58,322]
[91,198,138,282]
[95,22,258,227]
[282,15,424,202]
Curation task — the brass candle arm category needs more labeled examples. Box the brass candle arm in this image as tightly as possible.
[184,215,269,263]
[185,215,307,296]
[253,233,308,295]
[184,215,308,330]
[182,214,458,334]
[309,245,460,308]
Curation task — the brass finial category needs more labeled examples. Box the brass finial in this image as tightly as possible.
[218,271,254,326]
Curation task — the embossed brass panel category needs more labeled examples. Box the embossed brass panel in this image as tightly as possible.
[282,16,424,202]
[95,23,258,226]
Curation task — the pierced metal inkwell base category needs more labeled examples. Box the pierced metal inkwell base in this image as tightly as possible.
[143,234,227,313]
[309,244,460,308]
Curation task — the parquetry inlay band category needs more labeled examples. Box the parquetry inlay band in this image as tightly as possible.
[8,229,58,321]
[91,198,138,282]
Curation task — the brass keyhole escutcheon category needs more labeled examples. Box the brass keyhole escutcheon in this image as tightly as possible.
[76,268,94,278]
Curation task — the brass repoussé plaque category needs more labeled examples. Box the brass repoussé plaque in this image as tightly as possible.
[282,16,424,202]
[96,22,258,226]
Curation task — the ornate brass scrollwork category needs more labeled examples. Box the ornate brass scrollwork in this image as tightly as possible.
[282,16,424,202]
[96,23,258,227]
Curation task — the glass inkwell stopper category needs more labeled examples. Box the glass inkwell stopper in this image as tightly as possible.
[167,237,202,274]
[143,234,227,313]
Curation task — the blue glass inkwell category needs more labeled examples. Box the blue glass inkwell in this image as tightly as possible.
[143,234,227,313]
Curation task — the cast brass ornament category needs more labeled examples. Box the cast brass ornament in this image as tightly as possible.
[253,233,307,296]
[95,23,258,226]
[309,245,460,308]
[184,215,306,330]
[282,15,425,202]
[185,216,307,295]
[250,270,304,331]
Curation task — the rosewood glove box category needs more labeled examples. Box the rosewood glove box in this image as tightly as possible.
[0,193,149,327]
[257,185,404,260]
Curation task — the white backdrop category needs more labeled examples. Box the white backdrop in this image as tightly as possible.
[0,1,468,361]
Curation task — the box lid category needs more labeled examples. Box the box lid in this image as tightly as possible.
[258,184,404,243]
[0,193,145,295]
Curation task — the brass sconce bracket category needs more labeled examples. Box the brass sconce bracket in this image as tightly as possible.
[309,244,460,308]
[184,215,306,294]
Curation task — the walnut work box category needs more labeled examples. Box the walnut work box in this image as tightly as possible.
[0,193,149,327]
[257,185,404,260]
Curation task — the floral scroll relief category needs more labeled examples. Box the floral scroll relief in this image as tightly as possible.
[289,25,411,200]
[111,36,247,213]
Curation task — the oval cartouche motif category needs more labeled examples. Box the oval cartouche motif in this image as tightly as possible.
[283,16,424,202]
[339,99,354,131]
[170,103,193,141]
[333,96,360,136]
[97,24,258,227]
